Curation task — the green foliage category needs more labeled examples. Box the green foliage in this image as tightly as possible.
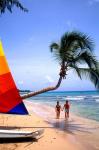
[50,31,99,89]
[0,0,28,13]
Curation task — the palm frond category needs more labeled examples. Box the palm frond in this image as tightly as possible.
[71,50,99,69]
[60,31,94,54]
[69,63,82,79]
[50,42,59,52]
[0,0,28,13]
[72,68,99,89]
[57,31,94,63]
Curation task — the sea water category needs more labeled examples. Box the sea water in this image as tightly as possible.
[26,91,99,122]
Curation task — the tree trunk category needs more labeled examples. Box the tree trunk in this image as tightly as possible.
[21,76,62,100]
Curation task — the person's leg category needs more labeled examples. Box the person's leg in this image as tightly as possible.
[67,110,69,118]
[56,111,59,119]
[65,112,67,119]
[56,111,58,119]
[59,111,60,119]
[57,111,60,119]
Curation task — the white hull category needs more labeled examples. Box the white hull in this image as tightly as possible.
[0,129,44,139]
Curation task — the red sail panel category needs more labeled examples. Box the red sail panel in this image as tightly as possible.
[0,88,21,112]
[0,72,16,94]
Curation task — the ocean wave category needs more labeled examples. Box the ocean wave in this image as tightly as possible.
[84,96,96,101]
[96,99,99,102]
[63,96,84,101]
[92,96,99,99]
[63,95,99,101]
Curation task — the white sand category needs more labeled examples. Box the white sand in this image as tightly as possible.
[0,100,99,150]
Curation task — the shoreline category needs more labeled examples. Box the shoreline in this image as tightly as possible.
[25,100,99,124]
[25,100,99,150]
[0,100,99,150]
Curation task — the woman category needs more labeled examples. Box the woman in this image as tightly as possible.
[55,101,61,119]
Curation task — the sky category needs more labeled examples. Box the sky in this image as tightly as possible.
[0,0,99,91]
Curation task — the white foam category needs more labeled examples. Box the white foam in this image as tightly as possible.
[64,96,84,100]
[92,96,99,99]
[96,99,99,102]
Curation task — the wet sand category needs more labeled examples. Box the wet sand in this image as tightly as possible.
[0,100,99,150]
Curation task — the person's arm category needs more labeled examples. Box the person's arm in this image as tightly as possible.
[69,103,70,109]
[55,106,57,112]
[60,105,62,111]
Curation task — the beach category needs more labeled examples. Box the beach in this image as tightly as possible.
[0,1,99,150]
[0,100,99,150]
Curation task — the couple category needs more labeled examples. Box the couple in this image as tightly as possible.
[55,100,70,119]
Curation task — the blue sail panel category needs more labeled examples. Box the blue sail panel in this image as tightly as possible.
[8,102,28,115]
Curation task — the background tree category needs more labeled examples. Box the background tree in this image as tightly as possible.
[0,0,28,13]
[20,31,99,99]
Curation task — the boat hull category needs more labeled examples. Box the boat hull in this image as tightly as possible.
[0,129,44,139]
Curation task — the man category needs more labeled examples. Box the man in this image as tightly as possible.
[63,100,70,118]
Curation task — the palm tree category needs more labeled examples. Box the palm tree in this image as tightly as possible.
[21,31,99,99]
[0,0,28,13]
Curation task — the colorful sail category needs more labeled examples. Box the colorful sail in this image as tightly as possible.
[0,41,28,115]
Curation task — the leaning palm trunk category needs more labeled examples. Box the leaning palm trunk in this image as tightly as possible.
[21,76,62,100]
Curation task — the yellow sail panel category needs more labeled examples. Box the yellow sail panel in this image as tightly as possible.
[0,56,10,75]
[0,41,5,56]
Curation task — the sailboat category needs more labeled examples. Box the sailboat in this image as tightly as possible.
[0,41,44,139]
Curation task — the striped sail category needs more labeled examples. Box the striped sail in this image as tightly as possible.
[0,41,28,115]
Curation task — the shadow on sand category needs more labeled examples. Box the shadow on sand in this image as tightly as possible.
[45,119,97,135]
[0,137,37,144]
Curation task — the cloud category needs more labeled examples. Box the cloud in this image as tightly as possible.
[88,0,99,5]
[66,20,77,30]
[25,36,35,47]
[28,36,35,43]
[66,21,72,27]
[18,81,24,85]
[45,75,54,83]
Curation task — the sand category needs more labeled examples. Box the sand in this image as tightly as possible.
[0,100,99,150]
